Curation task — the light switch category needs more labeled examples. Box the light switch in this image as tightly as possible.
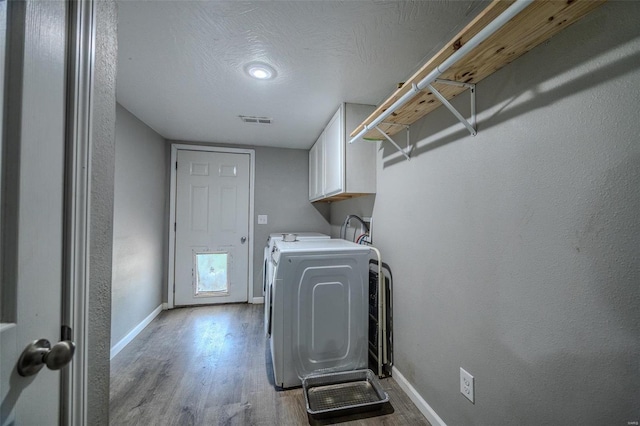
[258,215,268,225]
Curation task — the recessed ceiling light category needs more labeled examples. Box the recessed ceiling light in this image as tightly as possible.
[245,62,276,80]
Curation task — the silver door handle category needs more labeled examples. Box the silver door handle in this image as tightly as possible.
[17,338,76,377]
[240,236,247,244]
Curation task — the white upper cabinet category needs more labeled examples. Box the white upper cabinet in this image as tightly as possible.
[309,103,376,202]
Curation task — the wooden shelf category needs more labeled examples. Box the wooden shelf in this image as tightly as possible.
[312,192,371,203]
[350,0,606,141]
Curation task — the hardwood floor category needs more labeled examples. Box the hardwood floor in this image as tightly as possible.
[110,304,430,425]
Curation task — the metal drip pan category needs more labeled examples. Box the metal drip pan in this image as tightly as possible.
[302,369,389,418]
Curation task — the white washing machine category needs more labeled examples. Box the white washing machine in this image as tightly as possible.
[263,233,329,337]
[268,239,370,388]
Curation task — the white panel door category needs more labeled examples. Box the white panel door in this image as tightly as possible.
[1,0,67,423]
[174,150,250,305]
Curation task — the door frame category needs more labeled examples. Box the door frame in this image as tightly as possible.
[0,0,93,424]
[64,0,95,424]
[167,144,255,309]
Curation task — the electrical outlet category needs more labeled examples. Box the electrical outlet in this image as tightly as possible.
[257,215,268,225]
[460,367,475,403]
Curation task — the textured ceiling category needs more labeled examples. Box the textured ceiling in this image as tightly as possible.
[117,0,485,149]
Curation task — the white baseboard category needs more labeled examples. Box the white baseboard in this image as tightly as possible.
[252,297,265,304]
[162,302,169,310]
[392,366,447,426]
[110,304,163,360]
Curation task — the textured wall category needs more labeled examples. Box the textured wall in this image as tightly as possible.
[371,2,640,425]
[328,195,375,239]
[88,0,117,424]
[111,104,166,346]
[252,146,330,296]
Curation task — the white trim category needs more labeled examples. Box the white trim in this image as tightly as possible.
[252,297,265,304]
[168,144,255,309]
[162,302,169,310]
[392,366,448,426]
[64,1,95,424]
[110,304,163,360]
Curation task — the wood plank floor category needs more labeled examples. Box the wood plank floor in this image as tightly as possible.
[110,304,430,425]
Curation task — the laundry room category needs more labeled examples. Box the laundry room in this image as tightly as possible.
[6,0,636,424]
[108,1,639,424]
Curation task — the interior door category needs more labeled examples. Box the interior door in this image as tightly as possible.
[0,0,68,423]
[174,149,250,306]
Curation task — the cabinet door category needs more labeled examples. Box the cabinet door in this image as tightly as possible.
[308,141,318,200]
[308,132,324,200]
[323,106,344,196]
[316,133,324,198]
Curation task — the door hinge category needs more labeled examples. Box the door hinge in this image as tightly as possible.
[174,222,176,232]
[61,325,73,341]
[175,161,178,170]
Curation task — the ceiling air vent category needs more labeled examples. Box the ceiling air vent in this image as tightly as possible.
[239,115,272,124]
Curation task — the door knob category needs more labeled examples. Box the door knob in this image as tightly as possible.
[17,338,76,377]
[240,236,247,244]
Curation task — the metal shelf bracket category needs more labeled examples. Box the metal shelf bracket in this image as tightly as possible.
[375,124,412,161]
[430,79,477,136]
[368,79,476,162]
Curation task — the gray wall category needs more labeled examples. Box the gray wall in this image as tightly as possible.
[111,104,167,346]
[371,2,640,424]
[169,141,331,299]
[328,195,375,239]
[253,146,331,297]
[89,0,117,423]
